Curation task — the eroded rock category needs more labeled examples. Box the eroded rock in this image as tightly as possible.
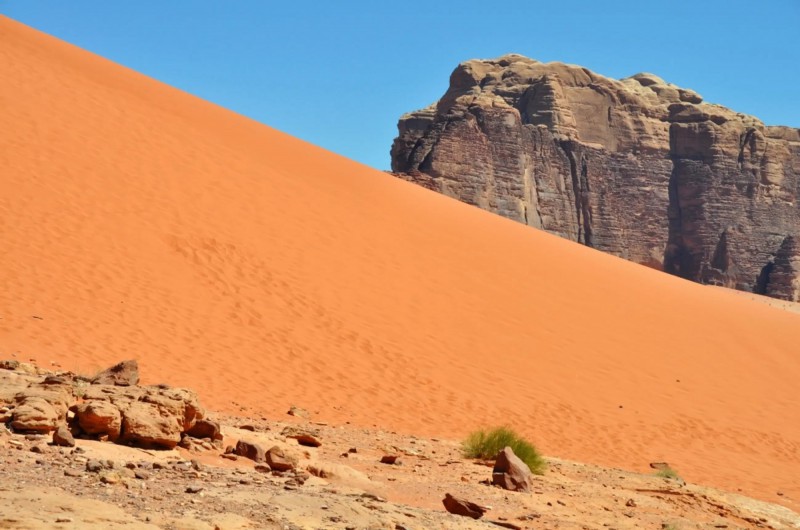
[10,397,59,433]
[120,401,183,449]
[91,360,139,386]
[234,440,266,463]
[75,401,122,441]
[392,54,800,300]
[4,360,206,451]
[187,418,223,441]
[266,446,298,471]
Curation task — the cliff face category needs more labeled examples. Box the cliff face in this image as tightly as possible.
[391,55,800,300]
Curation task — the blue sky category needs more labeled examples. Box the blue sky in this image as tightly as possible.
[2,1,798,169]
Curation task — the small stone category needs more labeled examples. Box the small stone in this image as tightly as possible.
[86,459,103,472]
[52,424,75,447]
[99,470,122,484]
[489,521,523,530]
[626,499,636,507]
[64,469,83,477]
[55,518,73,523]
[442,493,488,519]
[380,454,399,465]
[134,469,150,480]
[30,444,47,454]
[185,485,204,494]
[287,405,310,418]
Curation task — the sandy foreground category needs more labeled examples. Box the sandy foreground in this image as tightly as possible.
[0,14,799,513]
[3,395,800,530]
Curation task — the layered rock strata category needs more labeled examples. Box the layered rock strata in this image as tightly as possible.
[391,55,800,299]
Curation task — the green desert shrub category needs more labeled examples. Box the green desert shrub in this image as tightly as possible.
[462,426,546,475]
[655,466,681,480]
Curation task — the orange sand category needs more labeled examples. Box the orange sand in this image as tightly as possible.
[1,16,798,507]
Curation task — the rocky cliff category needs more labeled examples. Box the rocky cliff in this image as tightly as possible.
[391,55,800,300]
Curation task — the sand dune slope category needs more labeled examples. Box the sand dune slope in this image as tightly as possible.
[1,16,799,506]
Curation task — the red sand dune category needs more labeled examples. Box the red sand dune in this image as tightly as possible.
[1,16,799,506]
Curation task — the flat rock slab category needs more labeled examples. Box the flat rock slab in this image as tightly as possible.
[0,486,162,529]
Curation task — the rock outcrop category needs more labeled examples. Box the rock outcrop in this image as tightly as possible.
[391,55,800,299]
[0,360,212,450]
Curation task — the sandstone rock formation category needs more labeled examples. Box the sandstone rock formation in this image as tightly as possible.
[392,55,800,299]
[0,360,210,450]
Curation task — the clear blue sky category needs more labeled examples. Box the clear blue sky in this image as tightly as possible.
[2,1,798,169]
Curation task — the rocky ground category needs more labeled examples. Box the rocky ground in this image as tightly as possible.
[1,361,799,530]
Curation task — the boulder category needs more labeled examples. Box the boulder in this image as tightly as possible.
[119,401,183,449]
[0,360,21,371]
[140,386,203,431]
[187,419,222,441]
[492,446,534,492]
[92,360,139,386]
[442,493,488,519]
[0,370,33,405]
[17,385,75,417]
[75,401,122,441]
[281,426,321,447]
[266,446,298,471]
[10,397,59,432]
[234,440,266,463]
